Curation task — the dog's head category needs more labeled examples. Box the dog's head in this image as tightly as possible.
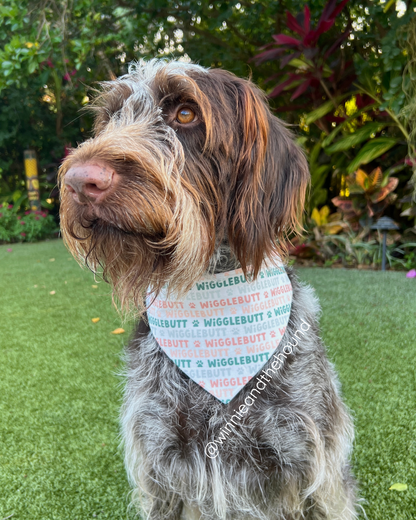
[59,59,309,312]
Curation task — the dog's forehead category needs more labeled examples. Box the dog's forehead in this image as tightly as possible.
[116,59,209,96]
[127,58,209,81]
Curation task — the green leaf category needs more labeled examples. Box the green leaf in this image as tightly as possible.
[288,57,332,75]
[296,136,308,147]
[347,138,397,173]
[383,0,396,12]
[325,123,386,153]
[304,93,353,126]
[304,101,334,125]
[311,164,331,189]
[321,105,380,148]
[390,76,402,88]
[354,55,377,95]
[11,189,22,202]
[312,188,328,208]
[309,141,322,167]
[383,163,407,177]
[28,60,37,74]
[389,483,408,491]
[1,60,13,69]
[288,58,310,69]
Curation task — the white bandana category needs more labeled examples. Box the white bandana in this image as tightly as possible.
[147,260,292,404]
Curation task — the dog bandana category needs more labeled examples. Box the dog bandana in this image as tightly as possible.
[146,260,292,404]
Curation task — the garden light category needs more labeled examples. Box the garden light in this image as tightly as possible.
[371,216,400,271]
[24,150,41,211]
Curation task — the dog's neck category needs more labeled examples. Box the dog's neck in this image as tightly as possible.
[208,244,241,274]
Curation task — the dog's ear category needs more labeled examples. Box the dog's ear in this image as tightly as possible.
[228,79,310,278]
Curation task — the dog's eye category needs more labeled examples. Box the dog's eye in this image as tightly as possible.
[176,107,195,124]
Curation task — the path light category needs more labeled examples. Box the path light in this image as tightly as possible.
[371,216,399,271]
[24,150,41,211]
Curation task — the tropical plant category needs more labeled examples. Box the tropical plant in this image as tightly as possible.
[310,205,344,234]
[254,0,353,122]
[332,167,399,226]
[255,0,415,218]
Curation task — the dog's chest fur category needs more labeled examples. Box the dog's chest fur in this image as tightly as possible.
[121,268,355,519]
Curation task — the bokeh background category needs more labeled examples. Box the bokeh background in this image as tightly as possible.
[1,0,416,268]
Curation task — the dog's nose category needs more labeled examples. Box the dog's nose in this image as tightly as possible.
[65,163,118,204]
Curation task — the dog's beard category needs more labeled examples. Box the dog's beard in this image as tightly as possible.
[60,184,212,316]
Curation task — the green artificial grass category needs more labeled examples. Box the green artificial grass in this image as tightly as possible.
[0,240,133,519]
[301,267,416,519]
[1,240,416,519]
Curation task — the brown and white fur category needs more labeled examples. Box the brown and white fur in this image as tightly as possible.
[58,59,359,520]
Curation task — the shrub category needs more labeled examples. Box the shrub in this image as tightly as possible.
[0,203,58,243]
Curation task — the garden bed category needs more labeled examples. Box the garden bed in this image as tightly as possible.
[0,203,59,244]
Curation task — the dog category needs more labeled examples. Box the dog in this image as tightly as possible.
[59,59,358,520]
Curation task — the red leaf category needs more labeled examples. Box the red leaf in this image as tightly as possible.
[310,77,321,88]
[314,19,335,38]
[254,47,286,64]
[273,103,309,112]
[269,74,300,98]
[324,29,350,58]
[272,34,302,46]
[332,197,354,212]
[264,72,282,83]
[320,0,338,22]
[256,42,275,51]
[332,0,351,19]
[303,28,322,46]
[316,0,350,37]
[355,93,375,109]
[405,157,416,167]
[291,78,312,100]
[370,178,399,202]
[286,11,305,35]
[304,5,311,32]
[336,74,356,91]
[325,115,346,123]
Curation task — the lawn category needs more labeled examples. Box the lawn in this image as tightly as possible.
[1,239,415,520]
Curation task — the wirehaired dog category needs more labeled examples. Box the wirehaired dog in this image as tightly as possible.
[59,59,358,519]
